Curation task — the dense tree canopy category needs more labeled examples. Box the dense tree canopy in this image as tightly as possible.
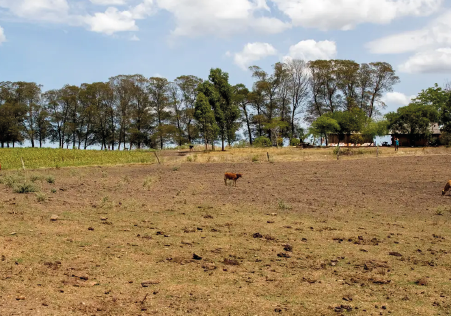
[0,58,410,149]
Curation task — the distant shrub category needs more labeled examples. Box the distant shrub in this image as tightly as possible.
[253,136,271,147]
[277,138,284,147]
[30,175,43,183]
[278,199,292,210]
[440,132,451,147]
[46,176,55,184]
[252,155,259,163]
[36,193,47,202]
[290,138,300,146]
[14,183,38,194]
[0,175,22,188]
[233,140,249,148]
[350,134,364,145]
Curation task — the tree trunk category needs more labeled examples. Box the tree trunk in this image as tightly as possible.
[221,136,225,151]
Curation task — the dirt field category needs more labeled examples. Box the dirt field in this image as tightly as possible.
[1,155,451,315]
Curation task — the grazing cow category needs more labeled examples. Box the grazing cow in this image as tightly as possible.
[224,172,242,187]
[442,180,451,195]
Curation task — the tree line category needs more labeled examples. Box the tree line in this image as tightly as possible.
[0,59,402,149]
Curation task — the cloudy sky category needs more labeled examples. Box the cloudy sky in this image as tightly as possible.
[1,0,451,114]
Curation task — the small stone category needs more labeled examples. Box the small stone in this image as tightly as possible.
[193,253,202,260]
[16,296,25,300]
[88,227,94,231]
[416,278,428,286]
[100,217,107,221]
[50,215,59,221]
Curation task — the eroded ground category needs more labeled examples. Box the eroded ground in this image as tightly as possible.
[1,155,451,315]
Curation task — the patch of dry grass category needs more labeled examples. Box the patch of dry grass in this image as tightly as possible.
[0,156,450,315]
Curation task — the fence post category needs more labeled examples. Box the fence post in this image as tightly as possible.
[336,144,340,160]
[153,151,161,165]
[376,145,379,157]
[267,152,270,162]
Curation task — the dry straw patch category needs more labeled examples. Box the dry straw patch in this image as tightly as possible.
[0,155,451,315]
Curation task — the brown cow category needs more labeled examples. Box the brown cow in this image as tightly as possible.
[442,180,451,195]
[224,172,242,187]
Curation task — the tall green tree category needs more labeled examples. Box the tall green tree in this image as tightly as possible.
[175,75,203,144]
[233,83,253,145]
[194,92,218,150]
[148,77,171,149]
[309,115,340,146]
[208,68,240,150]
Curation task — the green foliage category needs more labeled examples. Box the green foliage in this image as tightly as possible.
[309,115,340,140]
[51,188,57,193]
[252,155,259,162]
[386,103,438,145]
[30,175,43,183]
[350,134,364,145]
[0,174,23,188]
[290,138,300,146]
[253,136,271,147]
[277,137,284,147]
[46,176,55,184]
[331,107,367,138]
[362,120,389,140]
[194,91,219,149]
[412,83,451,133]
[14,183,38,194]
[36,192,47,202]
[440,132,451,147]
[232,140,249,148]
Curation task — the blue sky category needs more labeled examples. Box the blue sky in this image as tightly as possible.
[1,0,451,117]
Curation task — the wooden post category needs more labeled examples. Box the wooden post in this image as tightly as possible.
[21,157,25,170]
[376,145,379,157]
[153,151,161,165]
[267,152,270,162]
[336,144,340,160]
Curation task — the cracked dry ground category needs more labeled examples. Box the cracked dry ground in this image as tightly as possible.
[0,155,450,315]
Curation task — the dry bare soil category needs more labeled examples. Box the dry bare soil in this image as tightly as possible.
[1,155,451,315]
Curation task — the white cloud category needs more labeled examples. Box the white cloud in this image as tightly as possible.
[382,92,415,106]
[399,48,451,73]
[367,10,451,73]
[155,0,289,37]
[232,42,277,70]
[0,0,70,22]
[130,34,140,41]
[83,1,154,35]
[284,40,337,61]
[367,11,451,54]
[84,7,138,35]
[0,0,154,35]
[90,0,127,5]
[0,26,6,44]
[271,0,442,31]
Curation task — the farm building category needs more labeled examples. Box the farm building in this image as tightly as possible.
[327,133,374,146]
[390,123,441,147]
